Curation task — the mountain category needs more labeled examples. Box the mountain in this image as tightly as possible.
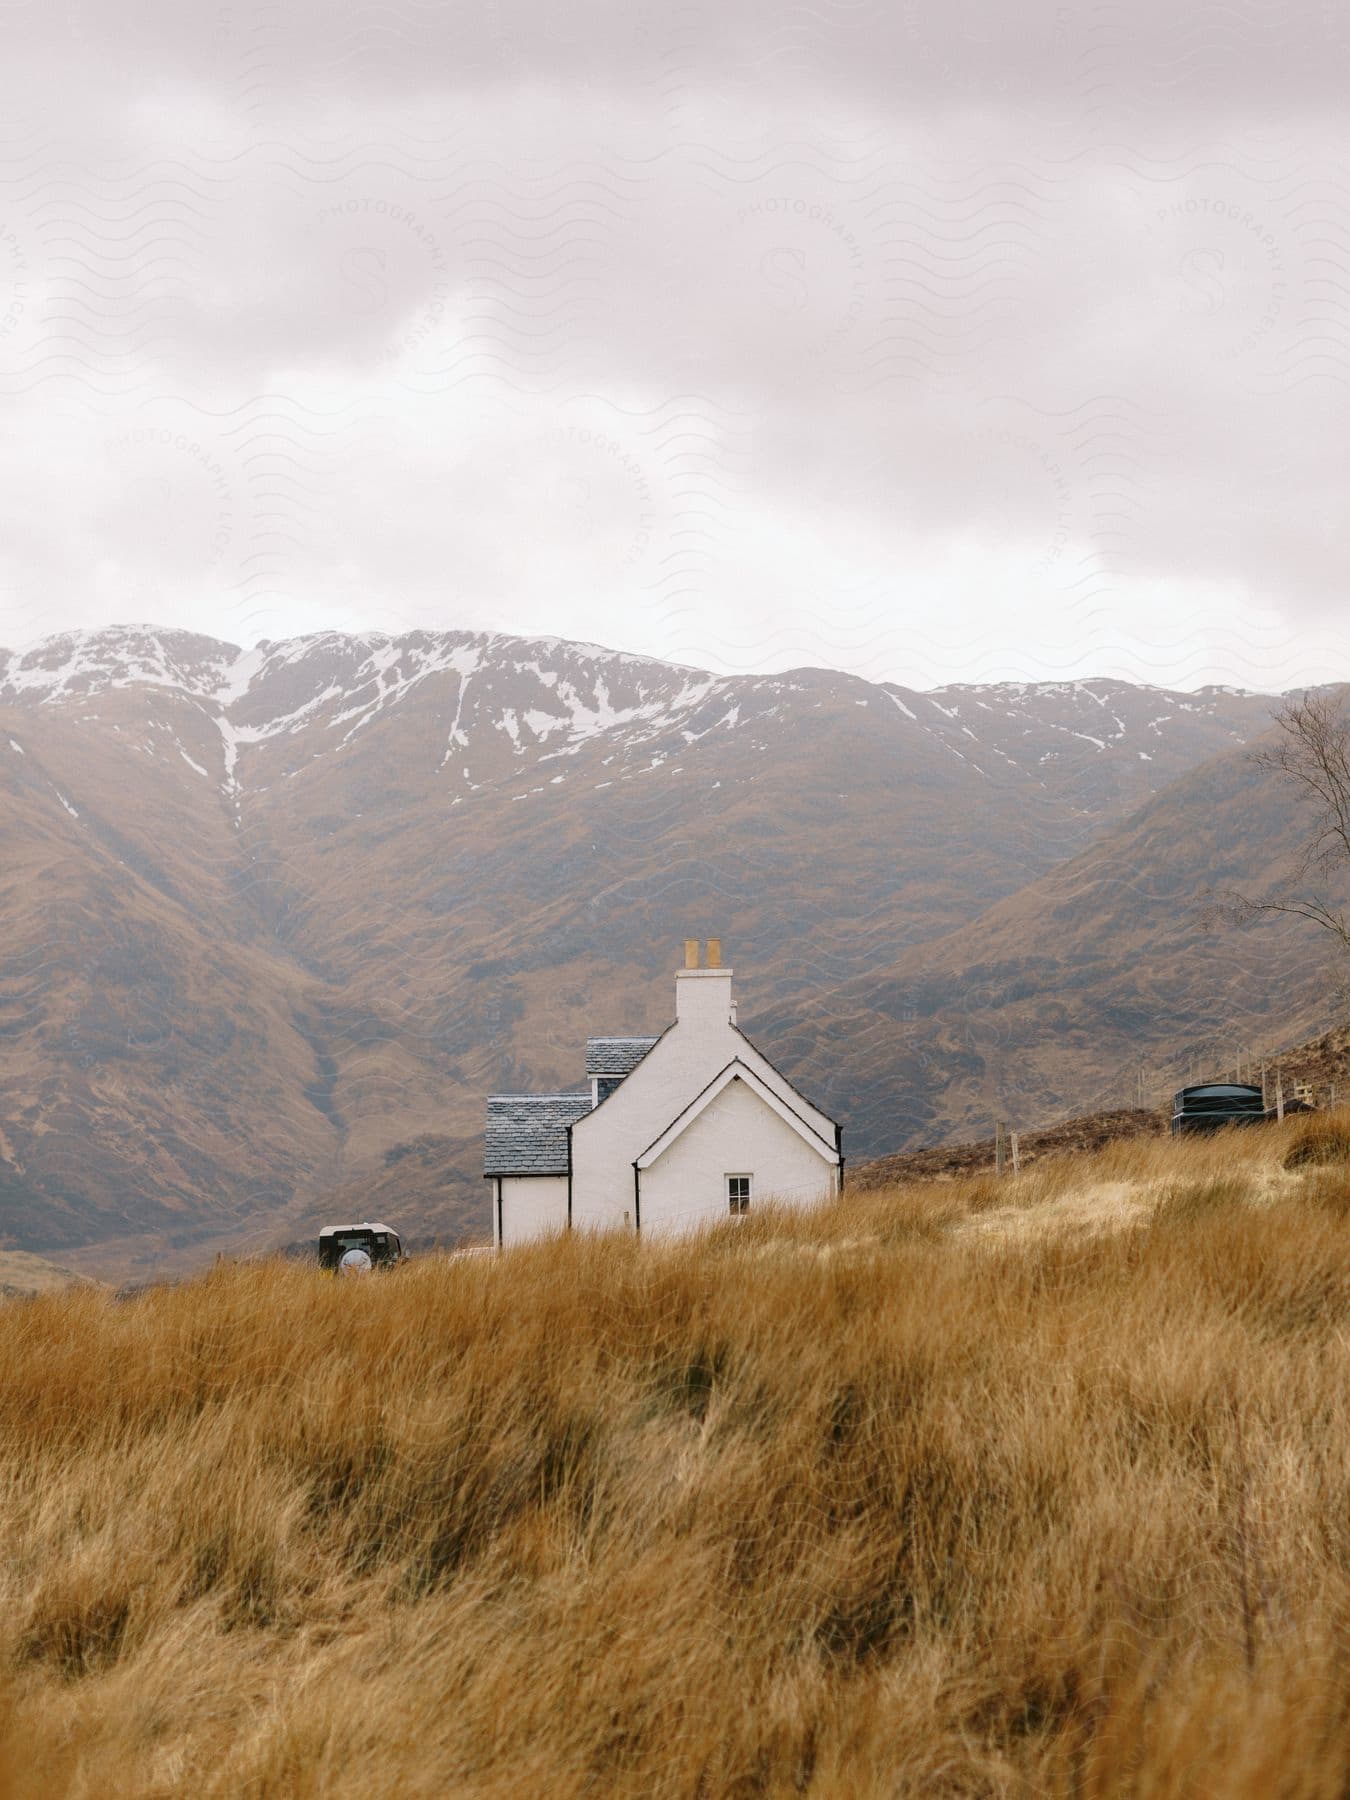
[766,738,1350,1152]
[0,623,1314,1278]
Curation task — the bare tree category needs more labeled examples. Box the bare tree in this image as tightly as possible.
[1226,689,1350,954]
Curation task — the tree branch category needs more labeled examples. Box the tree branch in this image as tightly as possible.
[1231,689,1350,953]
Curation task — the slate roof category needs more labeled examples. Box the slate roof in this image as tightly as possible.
[484,1093,594,1176]
[584,1035,660,1077]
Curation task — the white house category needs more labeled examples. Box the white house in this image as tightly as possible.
[484,940,844,1246]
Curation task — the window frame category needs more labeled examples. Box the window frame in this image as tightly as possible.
[726,1173,751,1216]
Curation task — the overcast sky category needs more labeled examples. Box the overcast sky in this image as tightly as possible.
[1,1,1348,689]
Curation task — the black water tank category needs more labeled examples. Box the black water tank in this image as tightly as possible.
[1170,1082,1268,1135]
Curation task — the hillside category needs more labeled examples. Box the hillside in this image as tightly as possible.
[3,1117,1350,1795]
[0,624,1326,1277]
[853,1106,1167,1187]
[0,1250,97,1299]
[767,738,1350,1155]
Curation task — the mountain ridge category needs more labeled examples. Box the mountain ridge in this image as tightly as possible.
[0,622,1331,1280]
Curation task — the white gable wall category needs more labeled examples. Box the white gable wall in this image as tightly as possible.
[639,1074,839,1239]
[570,968,837,1234]
[498,1175,568,1247]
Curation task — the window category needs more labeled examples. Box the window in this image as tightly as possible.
[727,1174,751,1216]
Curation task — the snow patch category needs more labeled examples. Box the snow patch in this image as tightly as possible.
[439,648,482,769]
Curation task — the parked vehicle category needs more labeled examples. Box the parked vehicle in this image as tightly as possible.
[317,1222,404,1274]
[1170,1082,1268,1135]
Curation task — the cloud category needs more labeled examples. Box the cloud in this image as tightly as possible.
[1,4,1349,686]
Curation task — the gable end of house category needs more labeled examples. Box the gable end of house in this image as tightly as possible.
[634,1058,841,1171]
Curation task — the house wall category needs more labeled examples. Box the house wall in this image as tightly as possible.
[638,1074,839,1240]
[570,967,838,1234]
[498,1175,568,1247]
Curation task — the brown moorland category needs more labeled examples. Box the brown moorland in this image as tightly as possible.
[2,1113,1350,1796]
[851,1104,1168,1188]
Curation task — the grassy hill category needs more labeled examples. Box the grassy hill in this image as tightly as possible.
[3,1114,1350,1795]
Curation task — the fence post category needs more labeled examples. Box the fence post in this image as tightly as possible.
[1276,1070,1285,1122]
[996,1121,1006,1176]
[1010,1130,1020,1175]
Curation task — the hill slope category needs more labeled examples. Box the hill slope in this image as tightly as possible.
[766,735,1350,1153]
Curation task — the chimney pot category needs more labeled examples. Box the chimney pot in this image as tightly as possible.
[706,938,722,968]
[684,938,699,969]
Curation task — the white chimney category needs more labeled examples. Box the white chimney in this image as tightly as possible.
[674,939,734,1027]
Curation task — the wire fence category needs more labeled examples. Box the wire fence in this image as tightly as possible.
[972,1024,1349,1176]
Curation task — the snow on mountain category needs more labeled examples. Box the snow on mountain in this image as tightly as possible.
[880,677,1273,789]
[0,623,1280,819]
[0,627,239,705]
[0,626,726,808]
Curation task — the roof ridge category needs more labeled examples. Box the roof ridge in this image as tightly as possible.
[487,1091,592,1103]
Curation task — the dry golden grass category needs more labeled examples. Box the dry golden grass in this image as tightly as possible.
[3,1119,1350,1796]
